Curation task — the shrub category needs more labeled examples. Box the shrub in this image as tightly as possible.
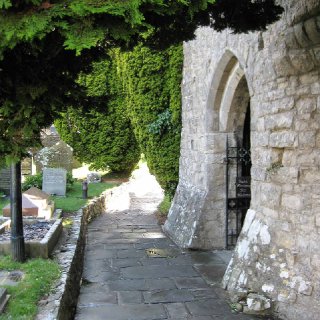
[22,172,75,192]
[22,173,42,191]
[55,58,141,174]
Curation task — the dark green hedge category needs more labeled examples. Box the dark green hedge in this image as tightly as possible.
[120,44,183,197]
[55,59,141,173]
[56,44,183,196]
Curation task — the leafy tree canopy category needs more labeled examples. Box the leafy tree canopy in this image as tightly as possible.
[0,0,283,163]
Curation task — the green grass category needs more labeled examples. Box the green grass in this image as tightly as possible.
[0,197,9,216]
[53,181,117,212]
[158,194,172,216]
[0,256,60,320]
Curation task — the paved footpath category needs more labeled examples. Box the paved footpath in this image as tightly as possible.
[75,165,256,320]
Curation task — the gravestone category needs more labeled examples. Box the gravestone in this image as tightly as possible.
[0,168,10,195]
[3,195,38,217]
[42,168,67,196]
[34,141,73,173]
[3,187,54,218]
[87,172,101,183]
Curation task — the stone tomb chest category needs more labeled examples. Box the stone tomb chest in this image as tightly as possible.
[3,187,54,219]
[42,168,67,196]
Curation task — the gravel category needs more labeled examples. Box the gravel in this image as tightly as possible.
[0,221,54,241]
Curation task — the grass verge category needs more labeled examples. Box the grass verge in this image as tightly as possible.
[0,197,9,215]
[53,181,117,212]
[156,194,172,225]
[0,256,60,320]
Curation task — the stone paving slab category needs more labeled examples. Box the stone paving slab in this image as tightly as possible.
[74,166,264,320]
[121,264,199,279]
[75,304,167,320]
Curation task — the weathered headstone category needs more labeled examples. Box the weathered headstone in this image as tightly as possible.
[87,172,101,183]
[0,168,10,195]
[42,168,67,196]
[34,141,73,173]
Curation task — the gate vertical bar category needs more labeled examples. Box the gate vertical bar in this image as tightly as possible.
[225,137,229,249]
[236,141,240,239]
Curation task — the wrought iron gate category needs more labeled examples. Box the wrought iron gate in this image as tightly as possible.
[225,138,251,248]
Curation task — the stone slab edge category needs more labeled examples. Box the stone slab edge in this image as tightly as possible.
[0,219,63,259]
[0,288,10,315]
[35,189,113,320]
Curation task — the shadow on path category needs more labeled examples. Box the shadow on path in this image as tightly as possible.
[74,164,259,320]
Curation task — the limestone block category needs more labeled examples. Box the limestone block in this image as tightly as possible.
[295,113,320,132]
[266,88,287,101]
[311,82,320,94]
[299,71,319,85]
[285,30,300,49]
[273,54,295,77]
[277,77,289,89]
[260,183,281,209]
[251,166,267,182]
[315,215,320,227]
[251,148,278,167]
[267,167,299,184]
[206,133,226,153]
[296,97,317,114]
[317,95,320,110]
[277,97,296,114]
[265,112,294,131]
[277,290,297,303]
[269,131,297,148]
[276,234,295,249]
[289,49,315,73]
[261,207,279,220]
[293,23,311,47]
[290,277,313,296]
[300,169,320,183]
[298,131,316,148]
[251,132,269,147]
[313,46,320,66]
[311,254,320,267]
[304,18,320,44]
[246,293,271,312]
[203,153,224,165]
[281,194,303,211]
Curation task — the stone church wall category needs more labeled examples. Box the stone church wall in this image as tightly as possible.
[164,1,320,319]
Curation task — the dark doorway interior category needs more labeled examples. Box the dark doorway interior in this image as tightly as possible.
[225,104,251,248]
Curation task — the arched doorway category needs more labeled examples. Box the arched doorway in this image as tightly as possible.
[207,51,251,248]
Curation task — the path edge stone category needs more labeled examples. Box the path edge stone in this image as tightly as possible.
[35,189,113,320]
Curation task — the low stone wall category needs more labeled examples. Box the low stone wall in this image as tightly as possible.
[0,219,62,259]
[35,190,113,320]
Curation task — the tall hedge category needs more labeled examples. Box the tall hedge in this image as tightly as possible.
[55,59,141,173]
[56,44,183,196]
[120,44,183,197]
